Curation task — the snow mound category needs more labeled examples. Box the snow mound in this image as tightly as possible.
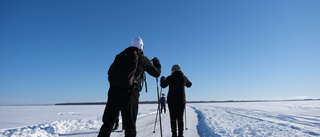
[58,112,81,116]
[191,107,220,137]
[0,117,102,137]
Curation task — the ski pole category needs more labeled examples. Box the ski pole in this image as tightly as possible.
[153,104,159,133]
[153,79,163,134]
[156,78,163,137]
[185,105,188,130]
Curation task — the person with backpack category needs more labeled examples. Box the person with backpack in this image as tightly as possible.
[159,93,166,114]
[98,37,161,137]
[160,64,192,137]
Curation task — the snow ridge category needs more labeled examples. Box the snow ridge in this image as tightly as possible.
[191,106,220,137]
[0,118,102,137]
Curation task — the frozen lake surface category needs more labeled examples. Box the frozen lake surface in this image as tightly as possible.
[0,101,319,137]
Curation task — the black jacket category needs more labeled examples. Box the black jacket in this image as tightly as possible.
[131,47,161,91]
[160,71,192,104]
[160,97,166,105]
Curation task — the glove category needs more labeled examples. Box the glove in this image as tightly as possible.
[160,76,165,82]
[152,57,161,68]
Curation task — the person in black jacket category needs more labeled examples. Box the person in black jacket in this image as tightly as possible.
[98,37,161,137]
[159,93,166,114]
[160,64,192,137]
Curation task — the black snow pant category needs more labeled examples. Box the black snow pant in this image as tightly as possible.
[160,103,166,113]
[168,103,185,137]
[98,86,140,137]
[113,109,125,131]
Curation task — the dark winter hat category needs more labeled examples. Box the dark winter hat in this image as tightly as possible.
[172,64,182,71]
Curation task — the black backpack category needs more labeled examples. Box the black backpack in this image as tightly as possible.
[108,48,139,88]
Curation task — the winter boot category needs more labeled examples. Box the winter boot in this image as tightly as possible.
[178,120,184,137]
[171,120,177,137]
[178,131,184,137]
[97,124,112,137]
[172,131,177,137]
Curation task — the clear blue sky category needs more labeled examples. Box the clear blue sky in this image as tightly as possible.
[1,0,319,105]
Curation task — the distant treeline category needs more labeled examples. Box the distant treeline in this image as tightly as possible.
[55,99,320,105]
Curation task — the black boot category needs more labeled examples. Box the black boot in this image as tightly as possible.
[172,131,177,137]
[171,120,177,137]
[178,120,184,137]
[98,124,112,137]
[178,131,184,137]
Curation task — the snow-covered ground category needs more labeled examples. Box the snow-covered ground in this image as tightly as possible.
[0,101,319,137]
[190,101,320,137]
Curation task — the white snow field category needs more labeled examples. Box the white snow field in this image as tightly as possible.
[0,101,319,137]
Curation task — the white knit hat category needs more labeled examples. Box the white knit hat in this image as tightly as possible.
[131,37,144,50]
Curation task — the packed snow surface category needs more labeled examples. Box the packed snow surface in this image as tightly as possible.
[0,101,319,137]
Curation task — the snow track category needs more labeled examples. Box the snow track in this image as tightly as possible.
[109,105,199,137]
[0,105,199,137]
[190,101,320,137]
[192,107,221,137]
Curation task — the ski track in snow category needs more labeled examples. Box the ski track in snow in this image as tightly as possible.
[190,101,320,137]
[1,101,320,137]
